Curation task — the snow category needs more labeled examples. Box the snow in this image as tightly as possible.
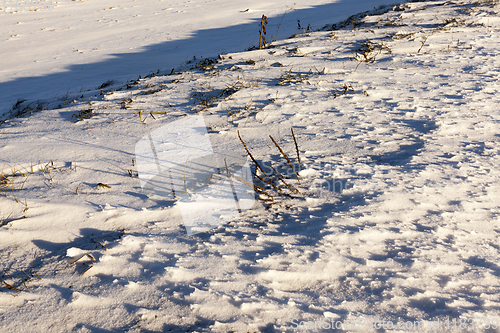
[0,0,403,119]
[2,0,500,332]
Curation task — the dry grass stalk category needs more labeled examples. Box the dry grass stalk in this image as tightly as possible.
[134,110,168,124]
[254,172,281,191]
[20,172,31,190]
[291,127,301,165]
[80,266,93,276]
[75,182,86,195]
[1,279,20,291]
[254,187,274,201]
[269,135,301,185]
[418,35,430,54]
[0,213,12,228]
[223,158,274,200]
[11,175,18,203]
[229,172,272,196]
[238,131,277,189]
[71,253,95,265]
[23,198,28,213]
[269,165,298,193]
[259,15,268,49]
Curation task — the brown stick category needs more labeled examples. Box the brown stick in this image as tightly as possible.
[269,135,301,185]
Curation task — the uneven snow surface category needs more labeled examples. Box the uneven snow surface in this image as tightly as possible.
[2,0,500,332]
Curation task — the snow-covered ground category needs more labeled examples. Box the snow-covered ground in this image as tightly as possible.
[0,0,403,118]
[2,0,500,332]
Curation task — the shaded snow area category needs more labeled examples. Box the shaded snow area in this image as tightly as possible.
[2,0,500,332]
